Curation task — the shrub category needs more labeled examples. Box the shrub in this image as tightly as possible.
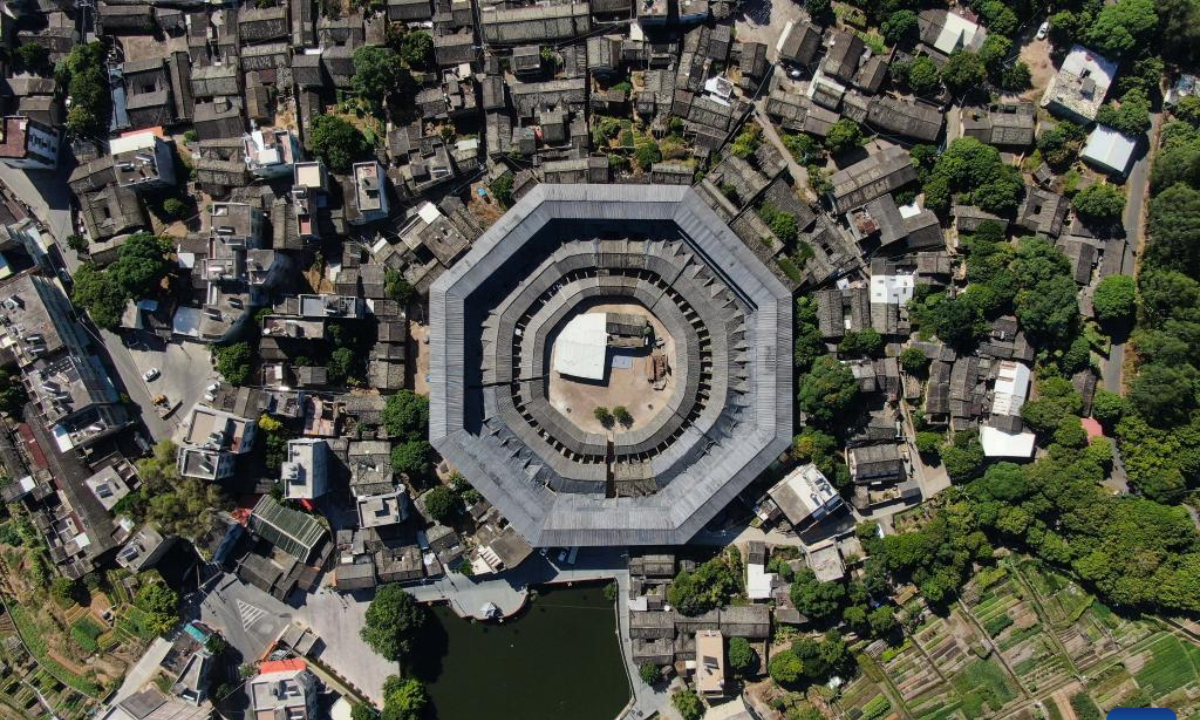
[638,662,660,685]
[673,689,704,720]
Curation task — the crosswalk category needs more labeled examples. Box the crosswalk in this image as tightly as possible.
[236,599,267,631]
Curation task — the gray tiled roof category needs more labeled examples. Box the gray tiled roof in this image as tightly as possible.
[429,185,792,547]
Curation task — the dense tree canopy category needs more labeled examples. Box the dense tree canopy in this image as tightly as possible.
[667,549,741,615]
[1072,183,1126,226]
[1092,275,1137,325]
[1096,89,1152,137]
[798,356,859,429]
[941,51,987,94]
[824,119,864,154]
[381,676,427,720]
[1085,0,1158,57]
[384,390,430,441]
[923,138,1023,214]
[353,46,414,114]
[62,43,110,137]
[309,116,370,173]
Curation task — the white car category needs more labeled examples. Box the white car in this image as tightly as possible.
[143,368,160,382]
[1036,21,1050,40]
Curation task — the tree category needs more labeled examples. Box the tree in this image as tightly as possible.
[892,56,941,96]
[768,650,804,686]
[1091,389,1128,428]
[328,346,358,384]
[391,440,432,478]
[978,34,1011,75]
[839,329,882,358]
[213,342,254,385]
[309,116,370,173]
[361,585,427,662]
[613,406,633,427]
[1148,183,1200,275]
[1160,0,1200,64]
[900,347,928,374]
[1129,363,1197,425]
[673,689,705,720]
[380,675,427,720]
[790,568,846,620]
[635,141,662,169]
[135,582,180,635]
[62,43,111,137]
[804,0,832,23]
[728,636,757,675]
[667,551,741,615]
[881,9,918,45]
[824,119,863,154]
[794,297,825,372]
[353,46,414,114]
[1092,275,1137,325]
[798,356,859,429]
[385,269,416,305]
[942,430,985,480]
[398,30,434,69]
[110,232,172,298]
[731,125,762,159]
[941,51,986,94]
[490,174,514,207]
[423,486,460,524]
[384,390,430,441]
[352,704,379,720]
[50,576,79,605]
[593,406,614,427]
[16,44,49,73]
[1037,121,1085,168]
[1021,376,1083,434]
[916,431,943,460]
[1073,183,1126,226]
[999,62,1032,92]
[1096,89,1152,136]
[638,662,660,685]
[71,263,127,330]
[1086,0,1159,58]
[65,234,88,253]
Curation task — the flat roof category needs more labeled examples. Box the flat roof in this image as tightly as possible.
[553,312,608,380]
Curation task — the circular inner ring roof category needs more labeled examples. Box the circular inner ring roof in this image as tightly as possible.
[429,185,793,547]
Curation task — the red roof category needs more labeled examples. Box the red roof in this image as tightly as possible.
[1082,417,1104,440]
[258,658,307,674]
[17,424,47,470]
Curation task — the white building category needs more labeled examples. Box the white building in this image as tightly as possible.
[1081,125,1138,176]
[282,438,329,500]
[869,273,915,305]
[249,660,320,720]
[110,130,176,191]
[983,360,1036,458]
[1040,45,1117,123]
[553,312,609,380]
[991,360,1031,417]
[0,115,59,170]
[350,161,389,225]
[766,463,843,528]
[244,128,301,178]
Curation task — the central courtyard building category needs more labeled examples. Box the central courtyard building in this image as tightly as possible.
[429,185,793,546]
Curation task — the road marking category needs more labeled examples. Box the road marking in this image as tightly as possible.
[237,600,267,631]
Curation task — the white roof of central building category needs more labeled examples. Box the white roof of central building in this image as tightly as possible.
[553,312,608,380]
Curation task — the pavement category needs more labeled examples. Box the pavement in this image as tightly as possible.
[754,99,815,202]
[734,0,807,62]
[1101,112,1160,395]
[191,574,295,669]
[112,637,172,702]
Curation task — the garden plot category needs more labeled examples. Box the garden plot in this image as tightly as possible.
[950,658,1021,717]
[914,611,980,680]
[1129,634,1200,701]
[879,639,950,707]
[1086,661,1140,712]
[1017,561,1092,627]
[838,674,900,720]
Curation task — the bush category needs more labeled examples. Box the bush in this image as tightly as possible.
[900,347,928,373]
[162,198,186,219]
[638,662,660,685]
[673,689,704,720]
[635,141,662,170]
[915,431,943,460]
[613,406,633,427]
[593,406,614,427]
[824,119,863,154]
[66,234,88,253]
[490,174,514,207]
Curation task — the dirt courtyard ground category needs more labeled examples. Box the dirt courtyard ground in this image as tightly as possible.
[548,303,677,435]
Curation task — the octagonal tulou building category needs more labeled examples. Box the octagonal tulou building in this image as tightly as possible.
[429,184,793,546]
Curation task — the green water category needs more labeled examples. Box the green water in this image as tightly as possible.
[414,584,631,720]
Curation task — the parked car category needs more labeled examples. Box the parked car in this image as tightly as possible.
[1036,21,1050,40]
[143,368,160,382]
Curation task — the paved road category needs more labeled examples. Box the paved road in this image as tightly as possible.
[1102,112,1160,394]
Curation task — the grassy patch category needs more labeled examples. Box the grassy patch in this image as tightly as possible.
[1133,635,1197,698]
[7,602,101,696]
[776,257,803,283]
[952,659,1017,715]
[860,695,890,720]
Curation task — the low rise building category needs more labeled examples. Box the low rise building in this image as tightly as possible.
[1041,44,1117,123]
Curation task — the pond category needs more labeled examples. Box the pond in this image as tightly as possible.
[413,583,630,720]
